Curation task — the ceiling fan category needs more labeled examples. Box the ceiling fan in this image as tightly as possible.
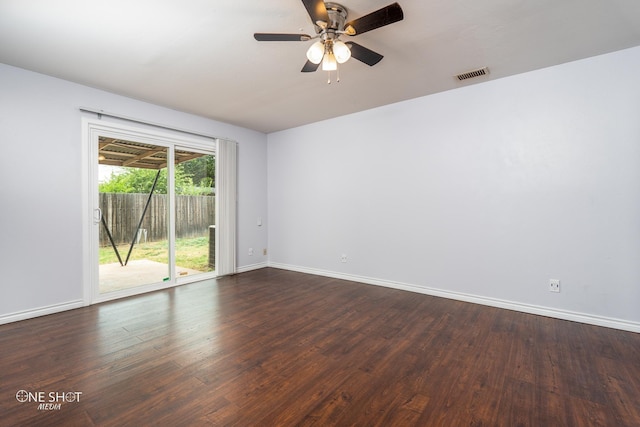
[254,0,403,81]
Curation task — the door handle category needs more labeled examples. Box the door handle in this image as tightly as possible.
[94,208,102,224]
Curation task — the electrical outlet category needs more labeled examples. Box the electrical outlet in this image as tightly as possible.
[263,248,267,256]
[248,248,254,256]
[340,254,347,263]
[549,279,560,293]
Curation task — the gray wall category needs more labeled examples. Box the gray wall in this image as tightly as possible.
[0,63,268,320]
[267,46,640,331]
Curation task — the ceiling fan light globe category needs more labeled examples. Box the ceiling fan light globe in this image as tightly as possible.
[333,41,351,63]
[306,41,325,64]
[322,51,337,71]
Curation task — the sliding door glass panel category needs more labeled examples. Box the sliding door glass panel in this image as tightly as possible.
[174,150,216,278]
[98,138,169,293]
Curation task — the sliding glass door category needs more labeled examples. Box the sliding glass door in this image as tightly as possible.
[174,148,216,278]
[98,138,171,294]
[87,121,217,302]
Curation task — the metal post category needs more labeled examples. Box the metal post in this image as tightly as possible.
[101,214,124,266]
[124,169,162,266]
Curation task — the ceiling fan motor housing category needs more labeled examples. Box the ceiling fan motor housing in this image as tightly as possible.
[320,2,348,33]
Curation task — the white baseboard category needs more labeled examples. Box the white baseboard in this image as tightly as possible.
[4,266,638,335]
[0,300,85,325]
[236,262,269,274]
[268,262,640,334]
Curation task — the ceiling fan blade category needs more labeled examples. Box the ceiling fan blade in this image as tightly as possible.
[345,42,384,66]
[301,60,320,73]
[301,0,329,26]
[254,33,311,42]
[344,2,403,36]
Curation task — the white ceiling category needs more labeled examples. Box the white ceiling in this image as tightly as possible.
[1,0,640,133]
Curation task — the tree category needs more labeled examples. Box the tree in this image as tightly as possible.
[100,156,215,195]
[180,156,215,189]
[99,167,165,194]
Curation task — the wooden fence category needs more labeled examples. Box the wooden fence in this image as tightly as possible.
[99,193,215,246]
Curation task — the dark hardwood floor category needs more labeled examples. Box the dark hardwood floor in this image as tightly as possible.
[1,268,639,426]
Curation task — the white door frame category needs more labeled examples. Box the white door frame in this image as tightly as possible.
[81,118,216,305]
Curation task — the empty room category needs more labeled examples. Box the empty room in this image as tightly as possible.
[1,1,639,425]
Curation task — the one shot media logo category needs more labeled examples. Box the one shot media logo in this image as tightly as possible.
[16,390,82,411]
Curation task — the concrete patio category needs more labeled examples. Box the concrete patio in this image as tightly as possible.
[99,260,204,293]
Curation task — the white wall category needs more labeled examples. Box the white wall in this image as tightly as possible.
[267,46,640,331]
[0,63,268,321]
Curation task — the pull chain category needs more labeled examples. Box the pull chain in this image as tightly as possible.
[326,69,341,84]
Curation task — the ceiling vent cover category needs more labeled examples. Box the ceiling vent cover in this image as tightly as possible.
[455,67,489,81]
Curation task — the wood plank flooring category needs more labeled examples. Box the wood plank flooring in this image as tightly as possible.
[1,268,639,426]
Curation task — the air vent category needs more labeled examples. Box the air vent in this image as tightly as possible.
[455,67,490,81]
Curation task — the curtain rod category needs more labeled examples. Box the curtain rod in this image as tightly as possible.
[79,107,221,141]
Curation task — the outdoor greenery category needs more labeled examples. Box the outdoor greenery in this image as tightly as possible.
[100,156,215,195]
[99,236,210,271]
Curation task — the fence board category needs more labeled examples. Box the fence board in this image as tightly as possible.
[99,193,215,246]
